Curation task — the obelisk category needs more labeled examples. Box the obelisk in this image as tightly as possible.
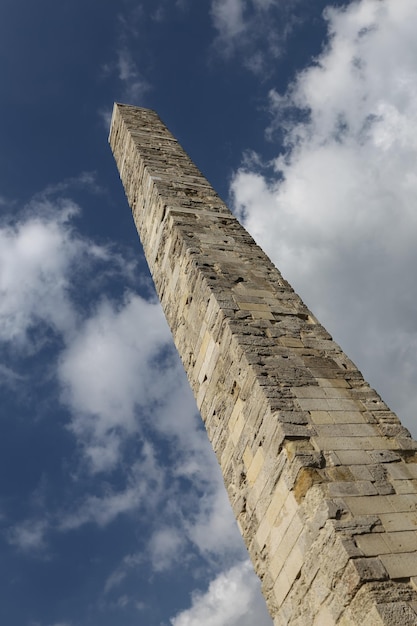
[110,103,417,625]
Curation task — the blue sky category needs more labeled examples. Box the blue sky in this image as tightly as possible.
[1,1,417,625]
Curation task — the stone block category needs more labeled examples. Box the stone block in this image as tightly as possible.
[379,552,417,578]
[247,446,265,486]
[379,512,417,532]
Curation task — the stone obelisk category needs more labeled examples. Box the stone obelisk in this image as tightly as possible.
[109,103,417,625]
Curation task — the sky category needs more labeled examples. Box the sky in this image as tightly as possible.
[0,1,416,625]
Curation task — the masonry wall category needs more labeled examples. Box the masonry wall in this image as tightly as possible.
[109,103,417,625]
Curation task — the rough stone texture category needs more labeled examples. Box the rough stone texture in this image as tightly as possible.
[109,103,417,625]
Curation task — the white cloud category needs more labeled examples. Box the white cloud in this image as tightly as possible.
[8,519,49,552]
[59,482,142,530]
[58,292,173,472]
[101,5,150,106]
[0,191,123,354]
[186,480,244,559]
[139,358,247,564]
[104,552,143,593]
[0,201,79,347]
[117,48,150,103]
[117,49,137,82]
[37,171,104,198]
[58,444,163,530]
[0,363,24,386]
[231,0,417,432]
[7,445,164,552]
[209,0,297,71]
[149,526,185,572]
[170,560,272,626]
[99,107,113,130]
[211,0,246,40]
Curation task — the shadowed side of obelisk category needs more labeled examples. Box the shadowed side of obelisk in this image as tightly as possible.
[109,103,417,625]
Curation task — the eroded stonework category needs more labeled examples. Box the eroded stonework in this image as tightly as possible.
[109,103,417,625]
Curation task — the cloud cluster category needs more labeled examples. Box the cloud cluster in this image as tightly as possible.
[58,293,171,472]
[0,200,79,347]
[116,48,150,103]
[170,560,272,626]
[8,519,49,552]
[211,0,246,39]
[210,0,298,73]
[1,197,172,548]
[232,0,417,430]
[58,445,163,531]
[2,194,253,615]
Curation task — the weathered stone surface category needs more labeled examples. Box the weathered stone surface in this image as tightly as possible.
[109,103,417,625]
